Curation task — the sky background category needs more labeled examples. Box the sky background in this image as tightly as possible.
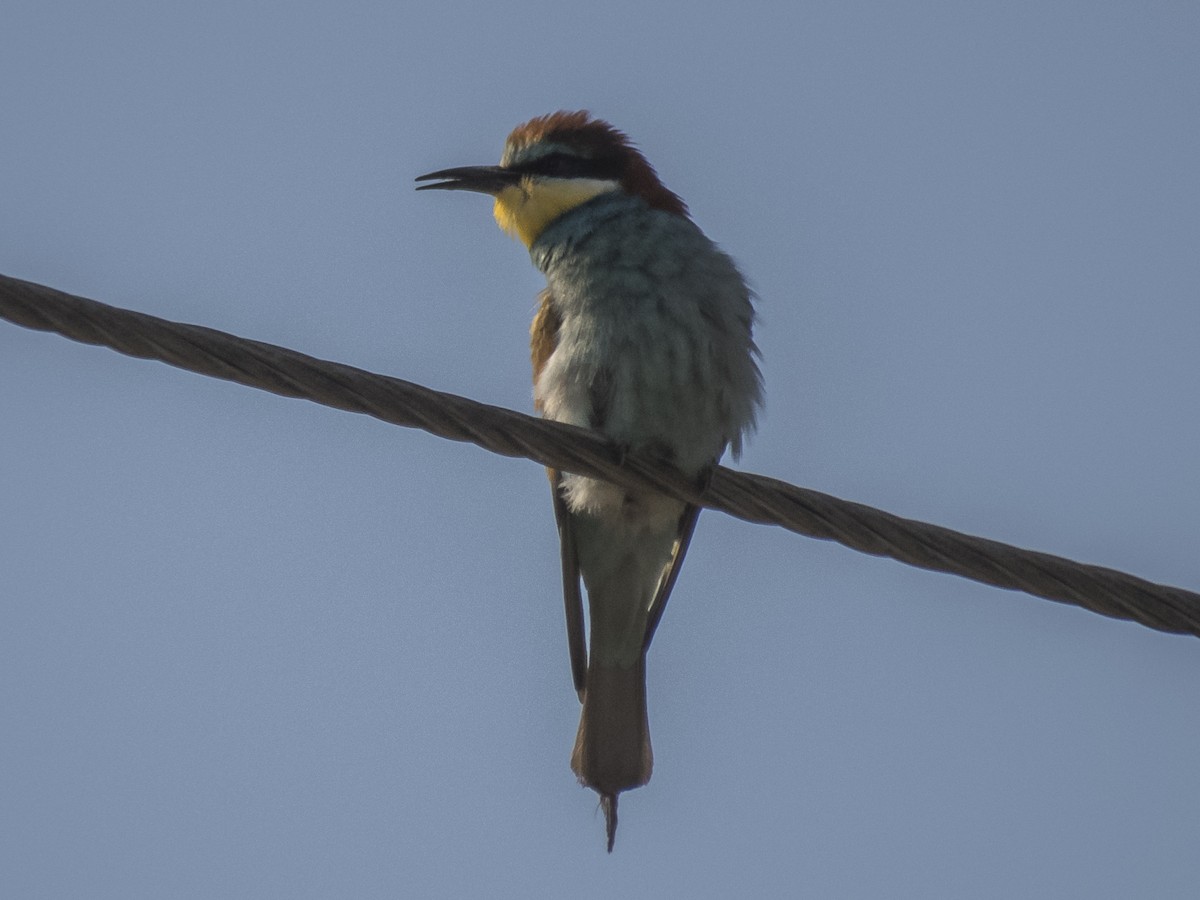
[3,2,1199,897]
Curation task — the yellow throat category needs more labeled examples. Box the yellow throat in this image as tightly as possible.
[493,177,619,247]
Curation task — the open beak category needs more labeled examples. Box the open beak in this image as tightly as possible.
[415,165,521,195]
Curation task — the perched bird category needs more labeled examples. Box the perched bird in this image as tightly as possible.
[417,111,762,850]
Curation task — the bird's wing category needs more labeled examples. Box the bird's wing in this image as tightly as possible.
[642,503,702,652]
[530,290,586,699]
[551,470,588,700]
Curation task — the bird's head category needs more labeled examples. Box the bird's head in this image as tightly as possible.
[416,111,687,247]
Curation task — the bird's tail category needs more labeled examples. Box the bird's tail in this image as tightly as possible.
[571,653,652,852]
[567,498,684,851]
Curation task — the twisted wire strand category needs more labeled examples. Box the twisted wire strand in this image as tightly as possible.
[3,272,1198,638]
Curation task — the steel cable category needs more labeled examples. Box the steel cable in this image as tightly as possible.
[4,272,1197,638]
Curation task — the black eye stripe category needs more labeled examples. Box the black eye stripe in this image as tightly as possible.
[532,152,590,177]
[516,151,622,180]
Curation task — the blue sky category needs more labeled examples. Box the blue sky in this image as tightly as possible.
[3,2,1199,897]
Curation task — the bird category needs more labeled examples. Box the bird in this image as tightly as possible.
[416,111,762,851]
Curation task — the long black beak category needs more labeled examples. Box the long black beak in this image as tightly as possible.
[415,165,521,195]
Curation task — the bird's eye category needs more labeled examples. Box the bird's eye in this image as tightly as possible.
[531,152,588,177]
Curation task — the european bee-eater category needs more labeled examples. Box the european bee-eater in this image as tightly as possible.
[417,111,762,850]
